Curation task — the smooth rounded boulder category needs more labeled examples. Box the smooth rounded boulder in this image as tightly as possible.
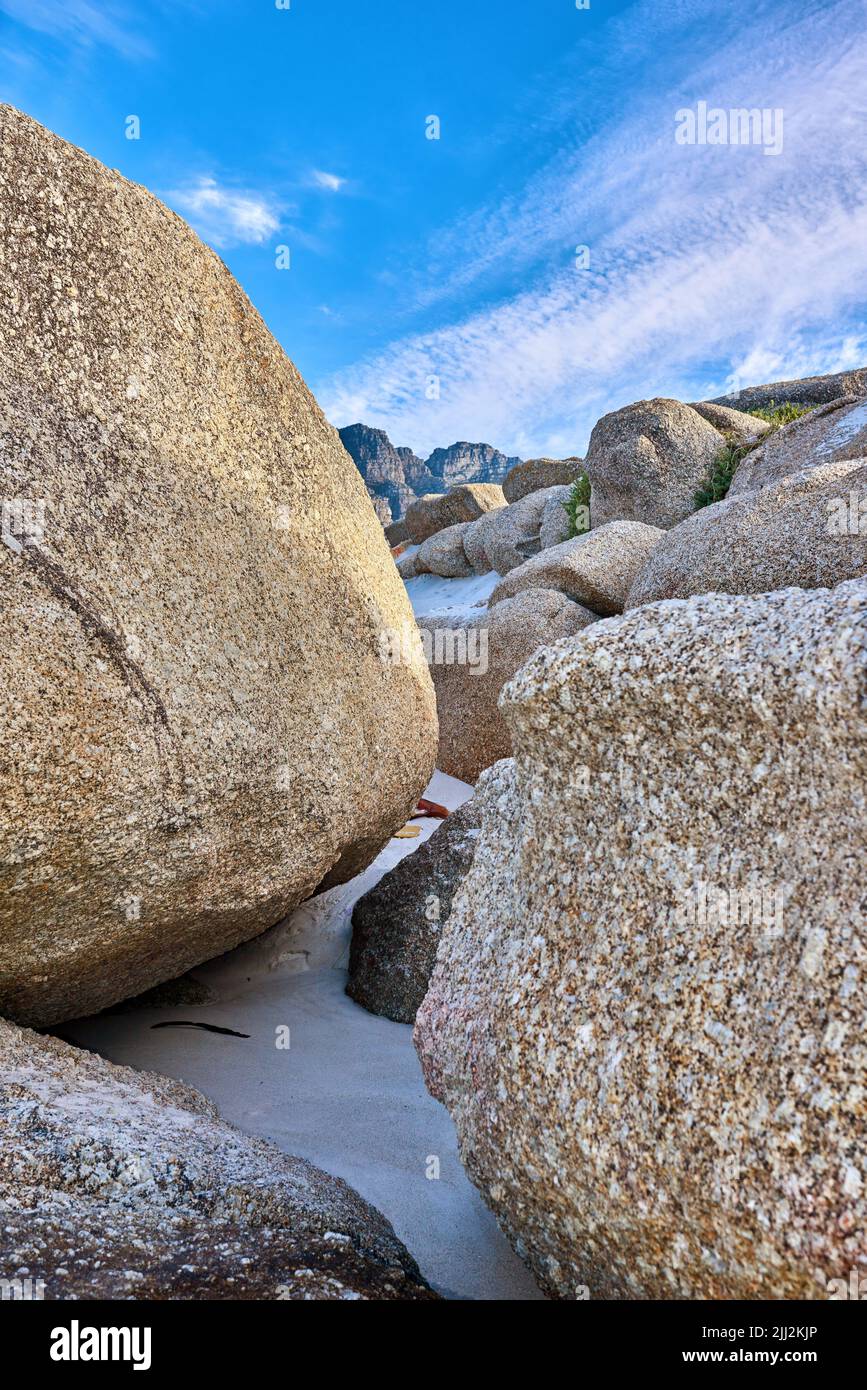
[0,105,437,1026]
[416,581,867,1299]
[490,521,663,616]
[586,397,723,528]
[626,458,867,610]
[502,456,584,503]
[404,483,506,544]
[416,521,475,578]
[689,400,771,445]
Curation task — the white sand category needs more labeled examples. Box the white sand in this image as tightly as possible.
[64,771,543,1301]
[406,568,499,617]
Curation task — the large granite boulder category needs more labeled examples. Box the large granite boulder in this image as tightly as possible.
[585,398,723,528]
[490,521,663,616]
[419,590,596,783]
[404,484,506,544]
[502,457,584,503]
[416,522,474,578]
[728,396,867,498]
[0,1018,436,1300]
[709,366,867,413]
[416,581,867,1299]
[0,105,437,1026]
[347,799,482,1023]
[626,459,867,610]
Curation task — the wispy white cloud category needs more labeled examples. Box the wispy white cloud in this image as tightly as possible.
[318,0,867,457]
[164,176,283,249]
[0,0,155,60]
[311,169,347,193]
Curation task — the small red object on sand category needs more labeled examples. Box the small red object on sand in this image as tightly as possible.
[413,797,450,819]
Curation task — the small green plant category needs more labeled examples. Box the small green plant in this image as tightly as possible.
[564,473,591,537]
[746,399,812,431]
[694,440,748,508]
[694,400,815,508]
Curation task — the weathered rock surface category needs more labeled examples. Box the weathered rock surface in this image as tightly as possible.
[475,486,571,576]
[347,800,482,1024]
[0,1018,436,1300]
[419,590,596,783]
[0,105,437,1026]
[462,509,504,575]
[626,459,867,609]
[502,457,584,503]
[491,521,663,616]
[396,548,420,581]
[709,366,867,413]
[728,397,867,498]
[415,581,867,1299]
[416,522,475,578]
[404,484,506,545]
[689,400,771,445]
[385,517,409,547]
[539,486,574,550]
[586,398,723,529]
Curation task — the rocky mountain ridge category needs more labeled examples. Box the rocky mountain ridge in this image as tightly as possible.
[339,422,522,525]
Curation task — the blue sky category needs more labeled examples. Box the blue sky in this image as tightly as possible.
[2,0,866,458]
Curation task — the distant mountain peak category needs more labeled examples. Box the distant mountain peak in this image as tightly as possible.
[338,423,521,525]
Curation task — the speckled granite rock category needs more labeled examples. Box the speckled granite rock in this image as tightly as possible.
[416,521,474,578]
[0,105,437,1026]
[728,397,867,498]
[0,1018,436,1300]
[709,366,867,412]
[419,589,596,783]
[347,800,482,1023]
[415,581,867,1299]
[502,457,584,503]
[396,548,420,580]
[688,400,771,446]
[476,487,572,576]
[586,398,723,528]
[404,484,506,544]
[385,517,409,546]
[626,459,867,610]
[538,485,574,550]
[490,521,663,616]
[462,509,503,574]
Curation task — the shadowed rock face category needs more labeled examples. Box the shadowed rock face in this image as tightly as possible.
[0,104,437,1025]
[0,1019,437,1300]
[347,799,482,1024]
[416,581,867,1300]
